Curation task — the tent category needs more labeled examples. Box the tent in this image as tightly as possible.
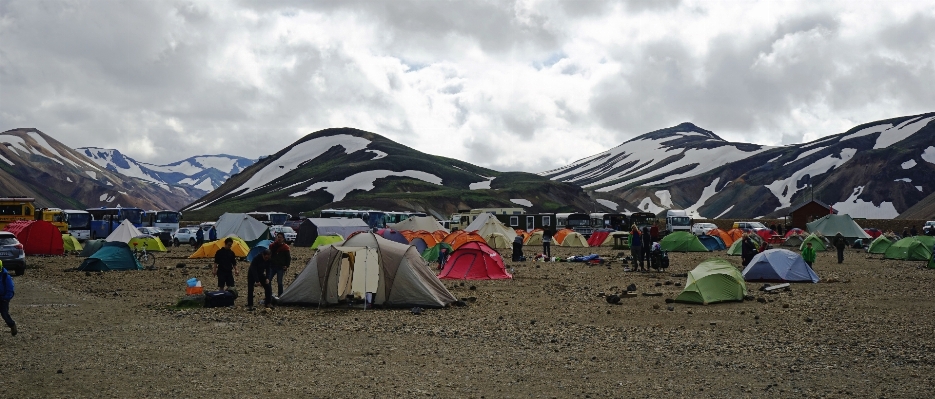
[697,234,726,251]
[675,259,747,304]
[3,220,64,255]
[799,233,828,251]
[707,229,735,247]
[754,229,779,242]
[189,238,250,259]
[587,230,611,247]
[553,229,576,245]
[77,242,142,271]
[214,213,270,247]
[246,239,274,262]
[806,214,871,241]
[588,230,627,247]
[483,233,512,249]
[128,235,167,252]
[783,235,805,247]
[725,229,746,244]
[104,219,143,243]
[660,231,710,252]
[278,232,457,308]
[884,236,935,261]
[559,232,589,247]
[742,249,819,283]
[422,242,454,263]
[311,234,344,250]
[376,228,408,245]
[431,230,448,243]
[466,213,517,242]
[442,230,486,250]
[410,237,430,254]
[524,230,544,245]
[863,228,882,239]
[727,235,764,256]
[401,230,440,249]
[867,235,895,254]
[62,234,83,252]
[390,216,449,233]
[294,218,368,247]
[79,239,106,257]
[438,241,512,280]
[784,228,805,238]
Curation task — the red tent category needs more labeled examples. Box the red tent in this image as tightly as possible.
[588,231,610,247]
[784,228,805,238]
[755,229,778,242]
[438,241,512,280]
[863,228,882,239]
[3,220,64,255]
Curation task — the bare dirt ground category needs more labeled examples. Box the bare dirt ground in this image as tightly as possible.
[2,243,934,398]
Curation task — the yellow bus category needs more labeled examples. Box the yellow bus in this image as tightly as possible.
[36,207,69,234]
[0,198,68,233]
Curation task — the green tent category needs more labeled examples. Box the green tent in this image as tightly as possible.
[884,236,935,261]
[128,235,167,252]
[77,242,142,271]
[62,234,83,252]
[659,231,710,252]
[806,214,871,241]
[867,235,894,254]
[79,239,106,257]
[675,259,747,304]
[726,235,763,256]
[422,242,454,262]
[311,234,344,250]
[799,233,828,251]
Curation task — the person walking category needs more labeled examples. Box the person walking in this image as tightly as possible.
[196,227,205,248]
[802,242,817,268]
[542,229,553,260]
[833,232,847,264]
[630,224,642,271]
[910,226,918,237]
[0,261,17,336]
[247,249,273,309]
[213,237,238,291]
[511,235,524,262]
[267,232,291,297]
[209,226,217,242]
[741,234,757,267]
[641,226,653,271]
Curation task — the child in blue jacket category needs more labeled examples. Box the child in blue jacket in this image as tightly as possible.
[0,261,16,336]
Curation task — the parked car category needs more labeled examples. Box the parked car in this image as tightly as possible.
[283,219,303,232]
[138,227,162,236]
[0,232,26,276]
[269,226,297,243]
[691,222,718,236]
[172,227,200,247]
[732,221,769,231]
[924,221,935,235]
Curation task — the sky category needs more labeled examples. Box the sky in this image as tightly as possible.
[1,0,933,172]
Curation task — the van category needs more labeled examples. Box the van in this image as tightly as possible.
[665,210,691,233]
[732,221,768,231]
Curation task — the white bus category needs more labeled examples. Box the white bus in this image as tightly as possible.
[64,209,92,241]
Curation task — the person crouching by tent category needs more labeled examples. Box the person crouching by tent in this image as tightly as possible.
[1,261,16,336]
[247,249,273,310]
[741,234,757,267]
[213,238,238,291]
[268,232,291,297]
[542,229,553,260]
[630,224,642,271]
[512,235,524,262]
[833,232,847,264]
[802,242,817,268]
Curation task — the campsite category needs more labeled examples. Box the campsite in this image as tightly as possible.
[4,236,935,397]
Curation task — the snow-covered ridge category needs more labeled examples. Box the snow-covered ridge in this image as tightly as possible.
[289,170,443,201]
[79,147,254,191]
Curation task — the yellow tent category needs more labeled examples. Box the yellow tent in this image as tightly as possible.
[559,232,589,247]
[62,234,83,252]
[483,233,512,249]
[128,235,167,252]
[189,238,250,258]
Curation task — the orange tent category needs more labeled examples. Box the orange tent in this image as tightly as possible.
[431,230,448,243]
[442,230,487,250]
[725,228,745,244]
[552,228,576,245]
[707,228,735,247]
[402,230,440,248]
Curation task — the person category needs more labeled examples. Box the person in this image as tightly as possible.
[650,223,659,242]
[209,226,217,241]
[247,249,273,309]
[437,247,449,269]
[213,237,238,291]
[630,224,642,270]
[542,229,553,260]
[196,227,204,247]
[267,232,291,297]
[511,235,524,262]
[833,232,847,264]
[902,227,910,238]
[641,225,652,271]
[910,226,918,237]
[802,242,816,268]
[1,261,16,336]
[741,234,757,267]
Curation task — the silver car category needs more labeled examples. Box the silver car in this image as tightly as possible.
[0,232,26,276]
[691,223,718,236]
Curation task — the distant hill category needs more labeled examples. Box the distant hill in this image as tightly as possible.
[543,113,935,219]
[78,148,254,191]
[181,128,607,220]
[0,128,201,210]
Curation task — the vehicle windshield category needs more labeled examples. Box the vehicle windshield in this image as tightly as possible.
[0,236,19,246]
[155,212,180,223]
[67,213,91,228]
[670,217,691,226]
[567,218,590,227]
[122,209,143,224]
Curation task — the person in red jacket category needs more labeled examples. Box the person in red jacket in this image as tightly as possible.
[267,233,291,297]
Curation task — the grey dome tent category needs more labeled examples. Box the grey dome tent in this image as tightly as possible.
[214,213,270,247]
[294,218,369,247]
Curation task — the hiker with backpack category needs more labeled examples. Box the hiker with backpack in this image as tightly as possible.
[1,261,17,336]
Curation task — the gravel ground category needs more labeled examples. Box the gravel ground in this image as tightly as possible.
[2,243,934,398]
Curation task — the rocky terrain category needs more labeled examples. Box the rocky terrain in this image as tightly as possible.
[3,244,934,397]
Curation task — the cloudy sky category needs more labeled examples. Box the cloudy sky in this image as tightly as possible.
[1,0,933,172]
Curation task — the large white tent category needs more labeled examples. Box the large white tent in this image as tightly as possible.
[104,219,143,243]
[466,213,517,242]
[214,213,270,243]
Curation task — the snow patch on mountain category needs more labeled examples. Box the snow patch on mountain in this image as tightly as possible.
[234,135,371,196]
[922,146,935,164]
[86,171,97,179]
[874,116,935,149]
[194,178,213,191]
[469,177,495,190]
[0,135,32,154]
[832,186,898,218]
[894,178,912,182]
[637,197,665,214]
[715,205,734,219]
[784,146,826,166]
[289,170,442,201]
[685,178,720,218]
[655,190,673,207]
[841,123,891,142]
[367,149,388,160]
[27,132,80,168]
[510,199,533,207]
[765,148,857,210]
[901,160,917,169]
[596,199,618,211]
[916,186,923,192]
[0,152,13,165]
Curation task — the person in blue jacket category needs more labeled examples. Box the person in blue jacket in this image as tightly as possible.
[209,226,218,242]
[0,261,17,336]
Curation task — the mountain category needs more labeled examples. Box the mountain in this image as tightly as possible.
[181,128,607,220]
[78,148,255,191]
[0,128,202,210]
[543,113,935,219]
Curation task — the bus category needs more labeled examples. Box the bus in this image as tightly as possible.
[64,210,92,241]
[86,207,144,239]
[35,208,69,234]
[143,210,183,233]
[589,213,628,231]
[0,197,36,231]
[246,211,292,226]
[450,208,524,231]
[629,212,657,229]
[318,209,426,229]
[556,213,593,236]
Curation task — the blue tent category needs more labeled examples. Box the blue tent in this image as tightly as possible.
[246,239,274,262]
[697,235,726,251]
[410,237,429,254]
[77,242,142,271]
[742,249,819,283]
